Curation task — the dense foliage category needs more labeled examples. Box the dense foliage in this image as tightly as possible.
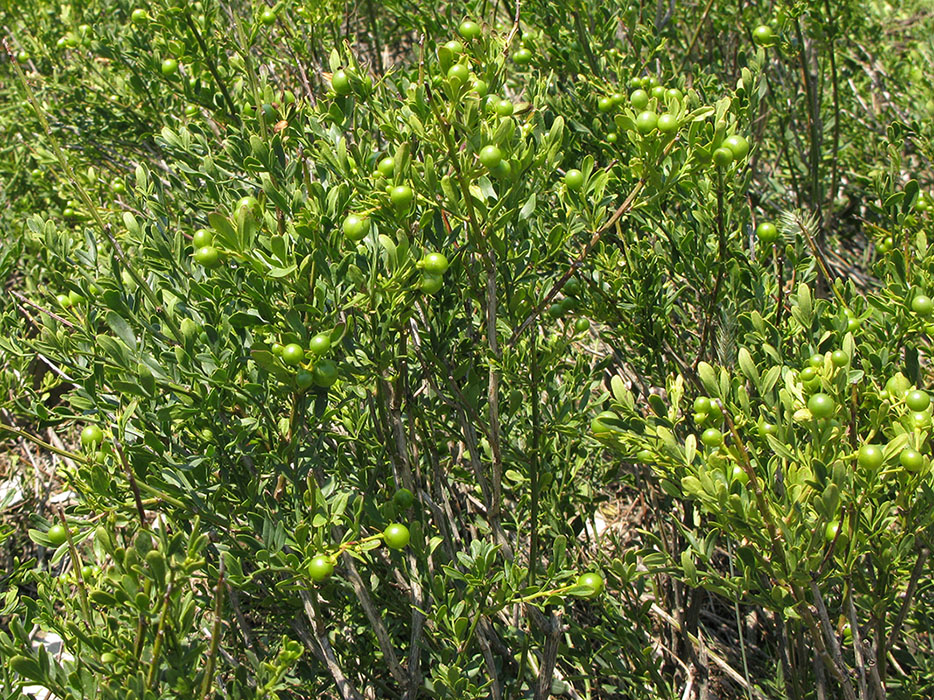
[2,0,934,698]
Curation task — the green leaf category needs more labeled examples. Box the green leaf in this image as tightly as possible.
[10,655,43,682]
[106,311,137,353]
[209,213,239,250]
[737,347,759,386]
[696,362,718,395]
[123,212,140,237]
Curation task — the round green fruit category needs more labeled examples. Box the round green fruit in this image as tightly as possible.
[824,521,840,542]
[377,156,394,178]
[758,421,777,437]
[807,393,834,419]
[309,555,334,582]
[713,147,734,168]
[281,343,305,366]
[469,78,488,97]
[192,228,213,248]
[422,252,449,275]
[47,524,68,547]
[81,425,105,449]
[912,294,934,316]
[563,277,581,296]
[900,448,924,472]
[458,19,481,40]
[393,488,415,509]
[343,214,370,241]
[701,428,723,447]
[390,185,415,212]
[630,89,649,110]
[308,333,331,355]
[591,410,619,434]
[576,572,604,597]
[313,359,338,388]
[906,390,930,412]
[694,397,711,414]
[724,135,750,159]
[383,523,410,549]
[831,350,848,368]
[236,196,259,214]
[657,114,678,134]
[565,169,584,191]
[447,63,469,87]
[296,370,314,391]
[421,273,444,294]
[332,69,352,95]
[495,99,514,117]
[886,373,912,400]
[730,464,749,485]
[752,25,774,46]
[161,58,179,76]
[513,47,533,65]
[130,8,149,23]
[443,40,464,56]
[479,144,503,170]
[857,444,884,470]
[635,111,658,134]
[490,160,512,179]
[574,317,591,333]
[194,246,221,268]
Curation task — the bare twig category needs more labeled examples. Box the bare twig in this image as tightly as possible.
[533,610,562,700]
[650,603,770,700]
[885,548,929,653]
[340,552,407,687]
[298,590,365,700]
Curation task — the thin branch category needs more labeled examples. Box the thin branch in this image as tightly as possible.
[199,558,226,700]
[885,547,929,653]
[339,552,407,687]
[533,610,562,700]
[299,590,365,700]
[650,603,770,700]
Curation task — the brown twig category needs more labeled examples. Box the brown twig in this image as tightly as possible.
[534,610,562,700]
[298,590,365,700]
[10,289,76,328]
